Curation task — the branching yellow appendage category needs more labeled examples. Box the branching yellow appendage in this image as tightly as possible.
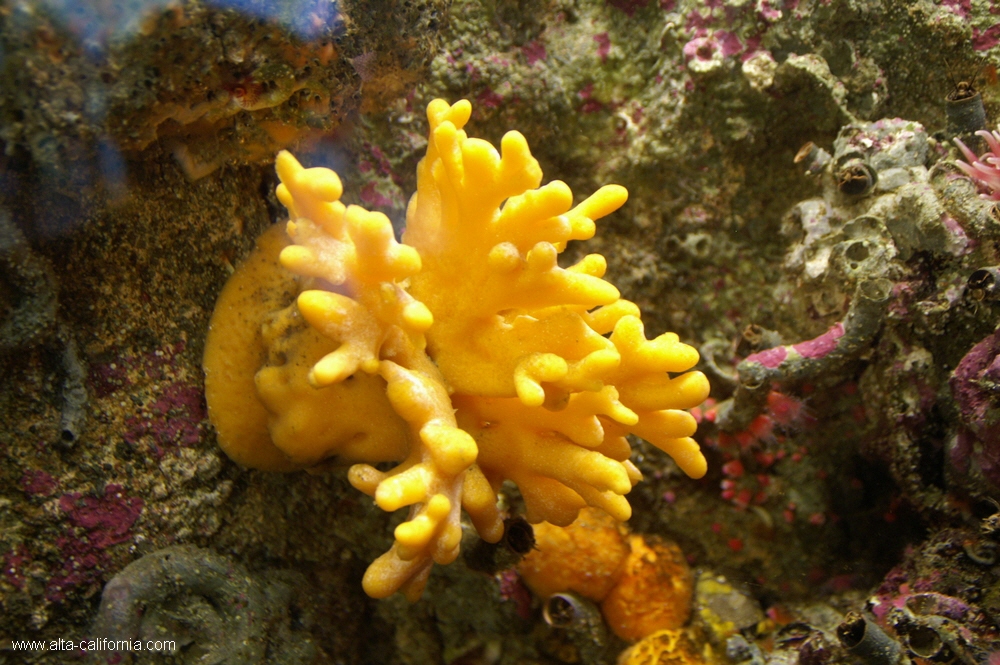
[205,99,709,600]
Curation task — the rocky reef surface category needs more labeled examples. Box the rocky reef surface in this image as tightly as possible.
[2,0,1000,664]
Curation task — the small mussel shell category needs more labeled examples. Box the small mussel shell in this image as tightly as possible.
[837,160,877,197]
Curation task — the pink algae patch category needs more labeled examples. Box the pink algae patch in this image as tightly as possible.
[973,24,1000,51]
[46,484,143,602]
[359,182,395,208]
[606,0,649,16]
[88,342,187,398]
[940,0,970,18]
[521,40,547,66]
[476,87,504,109]
[360,141,395,179]
[124,382,205,455]
[577,83,604,114]
[757,0,781,20]
[794,322,844,359]
[21,469,58,497]
[3,545,30,590]
[685,9,712,34]
[747,346,787,368]
[594,33,611,62]
[715,30,743,58]
[497,568,533,620]
[59,484,143,549]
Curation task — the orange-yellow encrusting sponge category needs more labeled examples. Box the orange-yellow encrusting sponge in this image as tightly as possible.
[602,535,693,641]
[518,507,631,602]
[518,508,694,641]
[203,98,710,601]
[203,224,411,471]
[617,629,709,665]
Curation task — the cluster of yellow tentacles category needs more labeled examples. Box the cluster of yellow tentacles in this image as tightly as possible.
[204,99,709,600]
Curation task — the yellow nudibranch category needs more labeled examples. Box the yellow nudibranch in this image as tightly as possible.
[203,99,710,600]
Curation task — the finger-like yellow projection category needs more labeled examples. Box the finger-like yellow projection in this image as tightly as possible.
[204,99,710,601]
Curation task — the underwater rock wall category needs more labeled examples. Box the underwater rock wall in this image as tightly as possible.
[2,0,1000,663]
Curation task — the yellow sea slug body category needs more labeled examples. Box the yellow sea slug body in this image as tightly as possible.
[203,99,710,600]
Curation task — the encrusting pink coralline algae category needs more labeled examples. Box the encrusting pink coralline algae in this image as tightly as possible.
[955,128,1000,200]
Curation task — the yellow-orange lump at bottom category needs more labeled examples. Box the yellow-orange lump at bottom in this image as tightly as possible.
[519,507,695,641]
[203,98,711,600]
[617,629,710,665]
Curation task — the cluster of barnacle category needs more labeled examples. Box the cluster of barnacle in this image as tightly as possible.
[948,94,1000,494]
[708,103,1000,520]
[716,523,1000,665]
[832,509,1000,665]
[714,118,949,434]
